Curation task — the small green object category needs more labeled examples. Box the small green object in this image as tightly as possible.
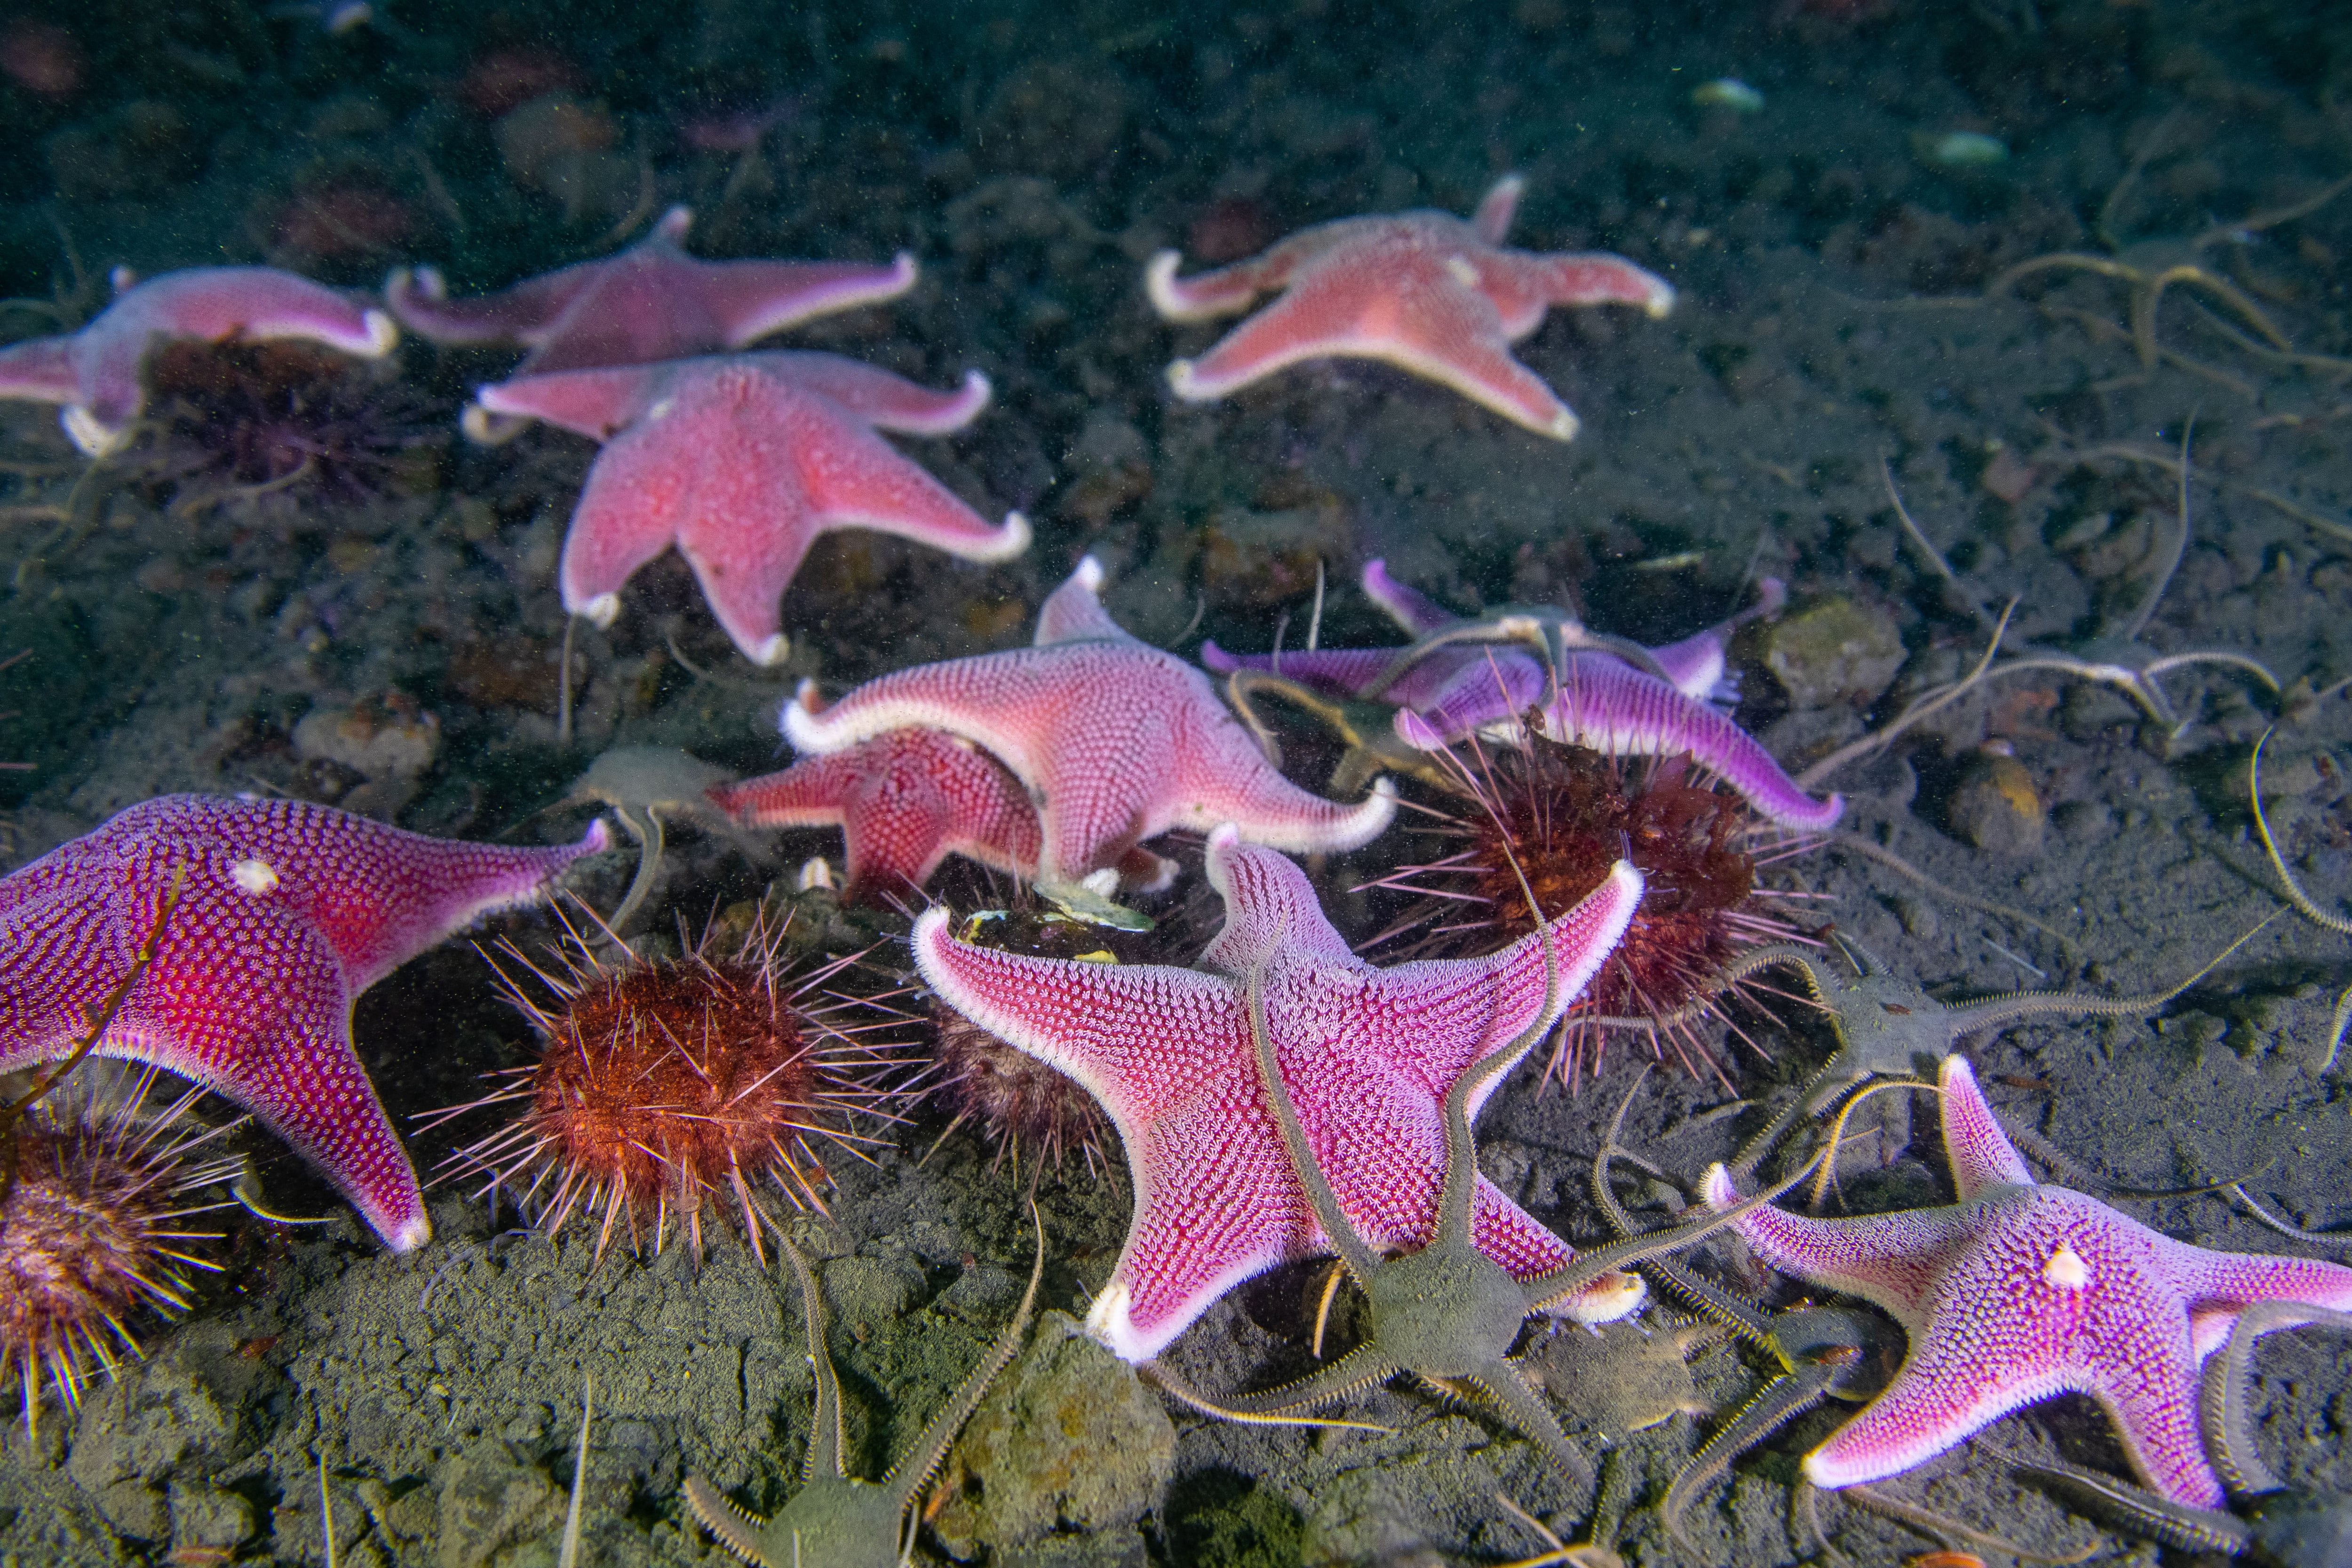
[1927,130,2009,168]
[1692,77,1764,112]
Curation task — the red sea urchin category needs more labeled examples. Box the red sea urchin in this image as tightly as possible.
[0,1066,241,1436]
[1368,725,1817,1086]
[432,910,921,1263]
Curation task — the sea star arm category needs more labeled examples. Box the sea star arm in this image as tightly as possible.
[1362,558,1461,637]
[914,910,1269,1357]
[1195,642,1404,701]
[912,908,1239,1123]
[1441,656,1842,831]
[1198,826,1372,974]
[753,352,991,435]
[473,362,669,440]
[383,260,596,345]
[1165,712,1396,859]
[105,923,433,1250]
[707,253,919,347]
[1359,862,1645,1108]
[794,410,1030,564]
[1800,1333,2093,1494]
[1700,1165,1955,1321]
[1032,554,1140,646]
[1472,175,1526,246]
[1511,250,1677,322]
[1937,1057,2039,1196]
[125,269,399,360]
[1168,257,1584,440]
[1143,226,1346,323]
[1647,579,1784,702]
[0,334,79,407]
[713,733,1042,895]
[251,806,610,991]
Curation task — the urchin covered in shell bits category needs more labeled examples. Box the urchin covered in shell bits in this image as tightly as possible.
[1369,724,1818,1086]
[432,907,922,1263]
[0,1064,243,1435]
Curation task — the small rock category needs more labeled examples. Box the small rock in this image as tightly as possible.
[1945,748,2046,856]
[1530,1318,1712,1444]
[1761,597,1904,710]
[930,1310,1176,1560]
[2052,799,2113,843]
[435,1442,563,1568]
[68,1321,278,1538]
[293,695,441,780]
[168,1483,256,1560]
[821,1253,928,1341]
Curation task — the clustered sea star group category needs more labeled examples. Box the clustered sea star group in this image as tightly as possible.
[0,173,2345,1560]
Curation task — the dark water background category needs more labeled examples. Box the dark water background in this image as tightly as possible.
[1,1,2351,1564]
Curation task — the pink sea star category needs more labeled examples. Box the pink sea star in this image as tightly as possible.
[384,205,915,442]
[783,556,1394,914]
[0,266,396,456]
[708,727,1172,904]
[1203,559,1839,830]
[1147,174,1674,440]
[0,795,609,1251]
[915,823,1648,1360]
[473,350,1028,667]
[1702,1056,2352,1507]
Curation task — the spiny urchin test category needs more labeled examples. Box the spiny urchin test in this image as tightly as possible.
[0,1064,243,1436]
[429,908,922,1263]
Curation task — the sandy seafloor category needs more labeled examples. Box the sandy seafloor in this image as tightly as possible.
[2,0,2352,1563]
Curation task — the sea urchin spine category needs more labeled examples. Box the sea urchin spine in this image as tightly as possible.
[0,1064,242,1436]
[930,1002,1113,1181]
[1368,725,1818,1086]
[431,908,921,1263]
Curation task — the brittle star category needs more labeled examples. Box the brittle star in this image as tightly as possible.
[1870,430,2280,749]
[682,1202,1044,1568]
[2249,727,2352,1081]
[1720,917,2270,1194]
[1972,113,2352,394]
[1147,870,1822,1491]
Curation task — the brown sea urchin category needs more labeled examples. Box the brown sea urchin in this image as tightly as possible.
[140,339,440,521]
[930,1002,1113,1180]
[432,909,920,1263]
[0,1065,241,1435]
[1370,727,1816,1086]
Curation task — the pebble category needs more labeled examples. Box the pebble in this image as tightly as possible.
[293,695,442,781]
[930,1310,1175,1560]
[1761,596,1905,710]
[1945,748,2046,856]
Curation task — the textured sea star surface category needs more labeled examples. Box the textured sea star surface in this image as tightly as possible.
[711,728,1170,903]
[0,795,608,1251]
[916,823,1646,1360]
[386,204,913,413]
[1203,559,1839,829]
[1147,174,1673,439]
[475,350,1027,667]
[1704,1056,2352,1505]
[784,556,1394,890]
[0,266,396,455]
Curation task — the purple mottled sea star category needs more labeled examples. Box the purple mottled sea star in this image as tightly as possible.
[1202,558,1840,830]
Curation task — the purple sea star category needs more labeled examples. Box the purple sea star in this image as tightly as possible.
[1702,1056,2352,1507]
[1202,559,1839,830]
